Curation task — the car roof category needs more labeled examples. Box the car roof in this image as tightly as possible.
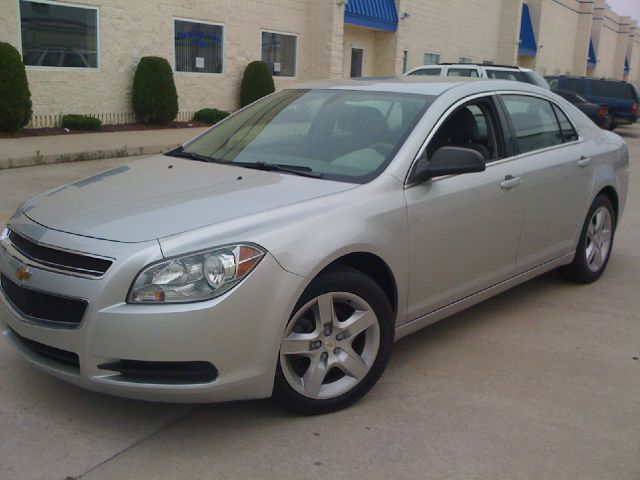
[407,63,532,72]
[555,75,630,83]
[292,76,548,97]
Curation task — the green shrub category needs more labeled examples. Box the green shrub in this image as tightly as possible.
[240,61,275,108]
[0,42,32,132]
[61,114,102,131]
[132,56,178,124]
[193,108,229,125]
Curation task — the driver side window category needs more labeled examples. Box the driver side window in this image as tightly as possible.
[426,97,504,162]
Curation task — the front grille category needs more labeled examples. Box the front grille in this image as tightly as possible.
[98,360,219,384]
[1,274,87,327]
[8,229,112,277]
[10,327,80,370]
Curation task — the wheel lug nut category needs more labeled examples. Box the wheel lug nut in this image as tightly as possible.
[312,341,322,349]
[333,347,341,355]
[324,327,331,336]
[336,333,343,341]
[321,352,328,361]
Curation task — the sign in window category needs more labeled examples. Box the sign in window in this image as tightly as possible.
[19,0,98,69]
[175,19,224,73]
[262,32,297,77]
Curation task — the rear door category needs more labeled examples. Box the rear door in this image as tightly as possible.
[499,93,595,272]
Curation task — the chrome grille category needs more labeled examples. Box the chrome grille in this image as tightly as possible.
[7,229,112,277]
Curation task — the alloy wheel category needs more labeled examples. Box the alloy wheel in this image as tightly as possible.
[585,206,613,272]
[279,292,380,400]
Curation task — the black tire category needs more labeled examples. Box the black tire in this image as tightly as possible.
[560,194,616,283]
[272,266,394,415]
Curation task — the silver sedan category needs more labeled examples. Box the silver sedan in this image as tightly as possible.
[0,78,629,414]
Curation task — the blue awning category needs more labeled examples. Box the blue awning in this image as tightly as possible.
[518,4,537,57]
[625,56,630,73]
[587,39,596,68]
[344,0,398,32]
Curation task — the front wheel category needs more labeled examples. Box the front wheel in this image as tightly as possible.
[272,266,394,415]
[560,194,616,283]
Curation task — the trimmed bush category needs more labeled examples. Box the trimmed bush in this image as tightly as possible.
[61,114,102,131]
[240,61,275,108]
[0,42,32,132]
[193,108,229,125]
[132,56,178,124]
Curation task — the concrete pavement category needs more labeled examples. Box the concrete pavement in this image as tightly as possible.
[0,127,639,480]
[0,127,207,170]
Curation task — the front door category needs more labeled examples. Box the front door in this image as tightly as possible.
[404,95,524,320]
[350,47,364,78]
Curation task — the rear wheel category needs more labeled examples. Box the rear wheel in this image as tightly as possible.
[273,266,394,415]
[560,194,615,283]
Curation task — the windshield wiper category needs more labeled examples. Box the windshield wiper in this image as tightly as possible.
[165,147,220,163]
[236,161,323,178]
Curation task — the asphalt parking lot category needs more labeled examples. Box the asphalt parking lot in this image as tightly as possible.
[1,126,639,480]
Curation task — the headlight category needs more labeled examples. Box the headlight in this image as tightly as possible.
[0,226,9,241]
[127,244,265,304]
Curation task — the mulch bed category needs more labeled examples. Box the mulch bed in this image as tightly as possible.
[0,121,210,139]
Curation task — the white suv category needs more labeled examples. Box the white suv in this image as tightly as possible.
[405,63,549,89]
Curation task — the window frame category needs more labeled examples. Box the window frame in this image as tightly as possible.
[172,17,225,76]
[17,0,100,71]
[423,52,441,65]
[405,93,511,186]
[405,91,583,187]
[260,29,299,79]
[408,67,442,76]
[496,92,582,157]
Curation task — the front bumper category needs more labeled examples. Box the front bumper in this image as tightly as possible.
[0,218,302,403]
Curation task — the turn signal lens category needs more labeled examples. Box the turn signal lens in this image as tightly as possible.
[597,106,607,117]
[128,244,265,304]
[632,103,638,114]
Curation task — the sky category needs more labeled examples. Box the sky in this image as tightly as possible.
[607,0,640,21]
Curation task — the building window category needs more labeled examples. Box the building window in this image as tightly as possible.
[402,49,408,73]
[423,52,440,65]
[174,19,224,74]
[262,31,297,77]
[19,0,98,69]
[459,56,473,64]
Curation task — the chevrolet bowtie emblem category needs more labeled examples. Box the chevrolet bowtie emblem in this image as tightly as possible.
[16,266,32,282]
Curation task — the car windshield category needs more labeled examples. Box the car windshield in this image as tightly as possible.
[181,89,433,183]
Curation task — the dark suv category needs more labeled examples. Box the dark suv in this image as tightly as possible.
[546,76,638,129]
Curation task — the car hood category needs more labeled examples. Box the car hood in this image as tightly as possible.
[22,156,355,243]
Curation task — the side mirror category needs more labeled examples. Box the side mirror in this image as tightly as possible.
[411,146,486,183]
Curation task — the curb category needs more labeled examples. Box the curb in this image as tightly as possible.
[0,142,180,170]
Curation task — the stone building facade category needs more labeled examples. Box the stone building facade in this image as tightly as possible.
[0,0,637,127]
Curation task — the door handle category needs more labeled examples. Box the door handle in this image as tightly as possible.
[577,156,592,168]
[500,175,523,190]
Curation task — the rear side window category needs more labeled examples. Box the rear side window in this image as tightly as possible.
[589,80,637,100]
[552,105,579,142]
[561,78,584,94]
[410,68,441,76]
[447,68,479,77]
[501,95,563,154]
[486,70,526,82]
